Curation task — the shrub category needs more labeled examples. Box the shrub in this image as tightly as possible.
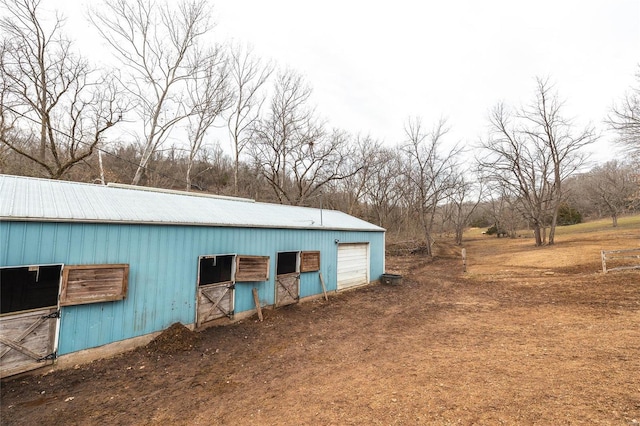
[469,215,491,228]
[557,203,582,226]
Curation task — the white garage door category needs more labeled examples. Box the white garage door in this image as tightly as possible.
[337,243,369,290]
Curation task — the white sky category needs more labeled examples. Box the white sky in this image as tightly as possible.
[34,0,640,162]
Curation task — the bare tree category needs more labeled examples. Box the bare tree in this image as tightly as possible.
[291,129,359,205]
[255,69,316,202]
[527,79,596,243]
[184,47,232,191]
[479,78,596,246]
[583,160,638,227]
[401,117,461,257]
[249,69,315,203]
[252,125,357,205]
[332,135,383,215]
[608,67,640,158]
[448,171,484,245]
[227,44,273,195]
[365,147,405,230]
[250,70,358,205]
[91,0,213,185]
[483,184,523,238]
[0,0,123,179]
[480,103,552,245]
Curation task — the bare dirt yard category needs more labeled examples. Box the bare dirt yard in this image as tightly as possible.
[2,218,639,425]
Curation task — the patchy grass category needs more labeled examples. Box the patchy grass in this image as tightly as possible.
[554,214,640,235]
[462,214,640,276]
[467,214,639,237]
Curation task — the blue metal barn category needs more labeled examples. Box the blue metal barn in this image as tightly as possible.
[0,175,385,377]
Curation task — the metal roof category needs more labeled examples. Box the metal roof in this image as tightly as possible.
[0,175,384,232]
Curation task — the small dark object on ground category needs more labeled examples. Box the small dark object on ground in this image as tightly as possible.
[381,273,402,285]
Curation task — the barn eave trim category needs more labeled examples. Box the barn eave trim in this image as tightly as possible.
[0,216,385,232]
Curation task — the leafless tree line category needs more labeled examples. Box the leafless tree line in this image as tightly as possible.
[1,0,638,252]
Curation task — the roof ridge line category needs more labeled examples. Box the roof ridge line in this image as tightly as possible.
[105,182,256,203]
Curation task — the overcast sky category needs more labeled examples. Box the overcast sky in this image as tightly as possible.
[41,0,640,161]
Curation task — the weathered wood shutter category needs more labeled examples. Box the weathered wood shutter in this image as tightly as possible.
[300,251,320,272]
[235,256,269,282]
[60,264,129,306]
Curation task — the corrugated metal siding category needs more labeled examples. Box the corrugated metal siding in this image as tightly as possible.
[1,221,384,355]
[0,175,383,232]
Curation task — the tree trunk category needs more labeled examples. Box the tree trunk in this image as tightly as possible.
[98,150,106,185]
[185,162,193,191]
[39,120,47,162]
[533,225,543,247]
[612,214,618,227]
[548,209,559,245]
[424,233,434,257]
[455,227,463,245]
[132,145,155,185]
[233,157,239,195]
[132,164,145,185]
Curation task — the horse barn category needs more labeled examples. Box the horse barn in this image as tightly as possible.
[0,174,385,378]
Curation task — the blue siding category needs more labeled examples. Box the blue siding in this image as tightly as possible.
[0,221,384,355]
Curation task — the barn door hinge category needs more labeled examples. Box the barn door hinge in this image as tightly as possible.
[229,284,235,290]
[37,352,57,362]
[42,311,60,319]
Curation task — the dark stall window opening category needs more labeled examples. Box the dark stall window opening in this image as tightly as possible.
[277,252,299,275]
[1,265,62,315]
[199,255,235,286]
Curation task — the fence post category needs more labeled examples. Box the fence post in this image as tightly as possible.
[601,250,607,274]
[461,248,467,273]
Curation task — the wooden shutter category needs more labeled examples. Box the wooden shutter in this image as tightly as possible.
[60,264,129,306]
[235,256,269,282]
[300,251,320,272]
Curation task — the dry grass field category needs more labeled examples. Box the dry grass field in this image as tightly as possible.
[461,215,640,276]
[1,216,639,425]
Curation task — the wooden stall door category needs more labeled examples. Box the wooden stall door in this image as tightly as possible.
[275,273,300,307]
[0,308,58,378]
[197,282,234,327]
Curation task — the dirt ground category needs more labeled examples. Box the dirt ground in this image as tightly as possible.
[2,224,639,425]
